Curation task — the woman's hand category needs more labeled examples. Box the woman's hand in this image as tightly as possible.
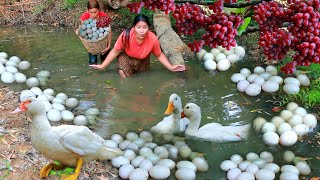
[101,46,110,55]
[171,64,186,72]
[89,64,104,70]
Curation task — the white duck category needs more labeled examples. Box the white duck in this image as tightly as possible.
[151,93,189,134]
[181,103,251,142]
[12,97,123,180]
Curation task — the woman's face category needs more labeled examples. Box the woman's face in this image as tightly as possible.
[88,8,99,19]
[134,21,149,40]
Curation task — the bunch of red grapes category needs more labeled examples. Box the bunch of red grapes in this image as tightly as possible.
[96,15,112,28]
[127,2,145,14]
[188,40,205,53]
[209,0,224,13]
[142,0,175,14]
[254,0,320,74]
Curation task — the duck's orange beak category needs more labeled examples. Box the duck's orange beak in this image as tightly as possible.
[164,102,174,115]
[181,111,186,118]
[11,100,30,114]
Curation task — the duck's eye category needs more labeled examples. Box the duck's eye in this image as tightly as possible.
[175,98,178,100]
[187,106,189,109]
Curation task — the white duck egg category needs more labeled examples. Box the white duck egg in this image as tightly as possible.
[253,117,267,132]
[295,161,311,175]
[14,72,27,83]
[259,72,272,80]
[292,107,307,117]
[179,145,192,159]
[128,168,148,180]
[84,107,99,116]
[268,75,283,84]
[280,110,293,121]
[192,157,208,172]
[236,172,255,180]
[253,76,265,86]
[119,164,134,179]
[174,141,186,149]
[37,94,49,102]
[55,92,68,101]
[131,156,145,168]
[139,131,153,142]
[210,48,221,57]
[260,151,273,163]
[279,171,299,180]
[303,114,317,128]
[230,154,243,165]
[286,102,298,112]
[204,59,217,71]
[138,159,153,171]
[177,161,197,172]
[283,150,295,163]
[227,54,240,63]
[126,132,139,141]
[52,103,66,111]
[215,53,227,62]
[271,116,285,128]
[203,52,214,61]
[47,109,62,122]
[217,59,231,71]
[123,149,136,161]
[217,45,226,51]
[139,147,153,157]
[132,138,145,148]
[283,83,300,94]
[261,122,276,133]
[146,154,160,165]
[157,159,176,169]
[26,77,40,88]
[5,61,17,67]
[253,66,265,74]
[65,98,79,109]
[143,142,158,150]
[255,169,275,180]
[238,160,251,171]
[103,140,118,148]
[162,134,174,142]
[1,72,15,84]
[296,74,310,86]
[231,73,246,83]
[29,87,42,96]
[61,110,74,121]
[264,163,280,173]
[240,68,251,77]
[281,165,300,175]
[262,80,279,93]
[234,46,245,58]
[245,83,261,96]
[0,52,8,59]
[125,143,139,153]
[6,66,18,73]
[263,132,280,146]
[227,167,241,180]
[236,80,249,93]
[119,140,131,150]
[196,49,207,60]
[18,61,31,70]
[8,56,21,63]
[278,123,292,135]
[43,88,55,96]
[266,65,278,75]
[245,163,259,174]
[111,134,123,144]
[36,70,51,78]
[284,77,300,86]
[246,152,259,161]
[111,156,129,168]
[175,168,196,180]
[246,73,258,83]
[154,146,169,159]
[223,48,235,56]
[149,165,171,179]
[252,158,267,169]
[292,124,309,137]
[220,160,237,171]
[288,115,303,126]
[279,130,298,146]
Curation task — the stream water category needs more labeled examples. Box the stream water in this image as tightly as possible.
[0,26,319,179]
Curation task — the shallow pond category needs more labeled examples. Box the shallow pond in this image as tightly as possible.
[0,26,319,179]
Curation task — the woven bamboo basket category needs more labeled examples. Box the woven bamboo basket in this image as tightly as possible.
[77,25,110,55]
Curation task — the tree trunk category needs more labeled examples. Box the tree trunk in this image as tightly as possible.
[153,11,194,65]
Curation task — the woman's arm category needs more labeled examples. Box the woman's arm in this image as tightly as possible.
[102,29,112,54]
[156,52,186,72]
[89,48,122,70]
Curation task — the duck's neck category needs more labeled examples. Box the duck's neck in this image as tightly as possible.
[185,113,201,135]
[32,111,52,132]
[172,108,182,127]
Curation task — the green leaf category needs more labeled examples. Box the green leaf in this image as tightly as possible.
[105,80,112,85]
[63,167,75,174]
[238,17,251,36]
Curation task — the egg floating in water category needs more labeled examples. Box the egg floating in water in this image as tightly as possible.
[254,102,317,147]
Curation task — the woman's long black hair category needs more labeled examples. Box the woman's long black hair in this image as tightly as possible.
[122,14,150,48]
